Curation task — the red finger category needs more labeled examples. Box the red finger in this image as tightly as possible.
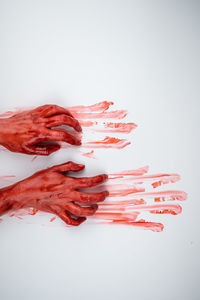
[74,174,108,189]
[72,191,108,204]
[56,210,86,226]
[46,114,82,132]
[53,161,85,173]
[65,202,98,216]
[46,128,81,145]
[38,104,74,118]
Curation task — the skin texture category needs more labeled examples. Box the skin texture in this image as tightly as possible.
[0,104,82,155]
[0,161,108,226]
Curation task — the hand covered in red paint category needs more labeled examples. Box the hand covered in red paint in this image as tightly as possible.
[0,104,82,155]
[0,162,108,226]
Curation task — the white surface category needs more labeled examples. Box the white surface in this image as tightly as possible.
[0,1,199,300]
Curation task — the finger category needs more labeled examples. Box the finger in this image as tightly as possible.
[74,174,108,189]
[46,114,82,132]
[65,202,98,217]
[72,191,108,204]
[53,161,85,173]
[38,104,74,118]
[46,128,81,145]
[22,143,60,156]
[57,210,86,226]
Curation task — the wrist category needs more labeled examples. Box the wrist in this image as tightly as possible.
[0,186,13,216]
[0,118,7,146]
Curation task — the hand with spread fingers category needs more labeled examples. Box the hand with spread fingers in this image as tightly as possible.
[0,104,82,155]
[0,162,108,226]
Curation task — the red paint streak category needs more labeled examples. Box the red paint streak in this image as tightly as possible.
[132,190,187,201]
[79,120,97,127]
[72,110,127,120]
[83,137,131,149]
[31,156,38,162]
[109,166,149,177]
[0,175,16,180]
[108,173,181,188]
[0,218,2,223]
[96,122,137,133]
[94,211,139,221]
[96,220,164,232]
[81,150,96,159]
[0,107,29,118]
[106,184,145,196]
[100,199,146,206]
[69,101,114,113]
[81,121,137,133]
[50,216,56,222]
[98,203,182,215]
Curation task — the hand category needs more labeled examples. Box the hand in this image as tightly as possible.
[0,104,82,155]
[0,162,108,226]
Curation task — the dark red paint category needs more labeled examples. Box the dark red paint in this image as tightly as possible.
[0,161,108,226]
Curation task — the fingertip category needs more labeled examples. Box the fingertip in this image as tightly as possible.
[76,124,82,132]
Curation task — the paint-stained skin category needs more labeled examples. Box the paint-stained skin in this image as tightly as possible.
[0,104,82,155]
[0,161,108,226]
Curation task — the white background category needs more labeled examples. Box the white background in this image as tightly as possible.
[0,1,199,299]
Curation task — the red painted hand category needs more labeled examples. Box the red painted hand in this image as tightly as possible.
[0,104,82,155]
[0,162,108,226]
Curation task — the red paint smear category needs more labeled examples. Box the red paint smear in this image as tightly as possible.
[81,150,96,159]
[50,216,56,222]
[79,120,97,127]
[31,156,38,162]
[134,190,187,202]
[98,203,182,215]
[108,173,181,188]
[0,175,16,180]
[100,199,146,206]
[81,121,137,133]
[73,110,127,120]
[96,220,164,232]
[0,218,2,223]
[83,137,131,149]
[109,166,149,177]
[69,101,114,113]
[106,184,145,197]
